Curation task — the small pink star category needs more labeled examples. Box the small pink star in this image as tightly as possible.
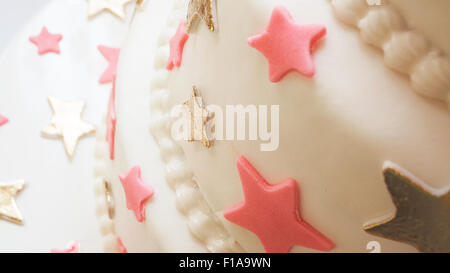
[98,45,120,84]
[248,6,326,82]
[106,79,117,160]
[29,27,63,55]
[224,156,334,253]
[166,19,189,70]
[119,166,154,222]
[116,237,127,253]
[0,114,8,126]
[51,241,79,253]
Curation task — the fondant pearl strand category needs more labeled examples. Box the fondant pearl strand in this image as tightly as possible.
[94,118,121,252]
[331,0,450,105]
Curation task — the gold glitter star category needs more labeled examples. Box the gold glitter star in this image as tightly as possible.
[87,0,132,20]
[183,86,211,148]
[42,96,96,158]
[186,0,217,33]
[364,164,450,252]
[0,180,25,224]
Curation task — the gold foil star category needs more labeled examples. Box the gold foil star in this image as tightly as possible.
[183,86,211,148]
[42,96,96,158]
[136,0,145,7]
[87,0,132,20]
[0,180,25,224]
[364,165,450,252]
[186,0,217,33]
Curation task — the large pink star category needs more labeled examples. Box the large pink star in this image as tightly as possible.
[248,6,326,82]
[166,19,189,70]
[29,27,63,55]
[0,114,8,126]
[224,156,335,253]
[98,45,120,84]
[106,79,117,160]
[119,166,154,222]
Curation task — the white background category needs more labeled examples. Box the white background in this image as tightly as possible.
[0,0,50,53]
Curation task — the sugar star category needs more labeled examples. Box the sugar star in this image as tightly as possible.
[183,86,211,148]
[248,6,326,82]
[98,45,120,84]
[0,180,25,224]
[167,20,189,70]
[29,27,62,55]
[186,0,217,33]
[364,163,450,252]
[42,96,96,158]
[224,157,334,253]
[51,241,80,253]
[119,166,154,222]
[0,114,8,126]
[87,0,132,20]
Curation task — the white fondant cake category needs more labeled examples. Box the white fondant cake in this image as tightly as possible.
[105,0,450,253]
[0,0,137,252]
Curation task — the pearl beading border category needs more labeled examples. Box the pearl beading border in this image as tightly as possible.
[331,0,450,109]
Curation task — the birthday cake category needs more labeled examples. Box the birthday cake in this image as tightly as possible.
[96,0,450,253]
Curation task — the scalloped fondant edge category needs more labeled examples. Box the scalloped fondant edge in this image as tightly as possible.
[330,0,450,109]
[93,117,121,253]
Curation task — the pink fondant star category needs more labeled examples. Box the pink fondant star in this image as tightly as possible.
[119,166,154,222]
[166,19,189,70]
[98,45,120,84]
[0,114,8,126]
[106,79,117,160]
[51,241,79,253]
[116,237,128,253]
[224,156,335,253]
[29,27,63,55]
[248,6,326,82]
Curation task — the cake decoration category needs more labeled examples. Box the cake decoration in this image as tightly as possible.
[106,80,117,160]
[51,241,80,253]
[363,162,450,253]
[248,6,326,82]
[0,180,25,224]
[118,166,154,222]
[224,156,334,253]
[29,27,62,55]
[186,0,217,33]
[41,96,96,158]
[166,20,189,71]
[331,0,450,108]
[116,237,128,253]
[87,0,132,20]
[0,115,8,126]
[182,86,211,148]
[104,180,115,219]
[98,45,121,85]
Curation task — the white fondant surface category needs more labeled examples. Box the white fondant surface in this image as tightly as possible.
[0,0,136,252]
[114,0,450,252]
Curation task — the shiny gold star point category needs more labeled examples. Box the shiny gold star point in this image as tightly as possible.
[0,180,25,224]
[186,0,217,33]
[364,165,450,252]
